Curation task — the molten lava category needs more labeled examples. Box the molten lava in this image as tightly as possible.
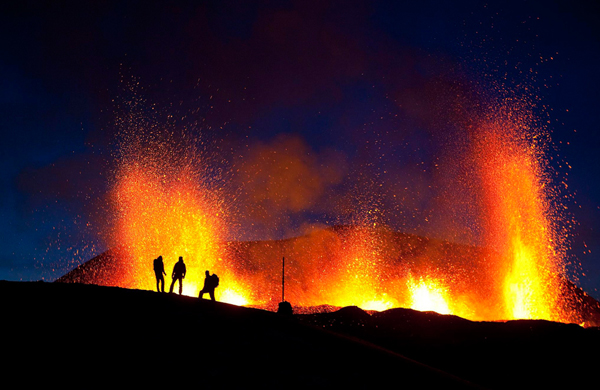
[323,226,396,311]
[108,123,254,304]
[105,117,570,320]
[407,275,452,315]
[111,160,240,298]
[472,112,566,322]
[100,84,574,322]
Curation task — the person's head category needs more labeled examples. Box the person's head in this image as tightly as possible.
[179,256,183,262]
[158,256,162,261]
[205,270,210,276]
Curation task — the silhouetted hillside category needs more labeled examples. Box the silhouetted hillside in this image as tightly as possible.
[298,306,600,389]
[4,281,600,389]
[3,281,477,389]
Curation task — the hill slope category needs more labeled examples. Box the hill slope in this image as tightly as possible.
[5,281,600,389]
[3,281,478,389]
[298,306,600,389]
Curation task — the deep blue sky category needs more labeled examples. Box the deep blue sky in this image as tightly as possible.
[1,0,600,299]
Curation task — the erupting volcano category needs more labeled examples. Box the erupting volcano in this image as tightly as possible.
[57,76,594,326]
[9,3,600,390]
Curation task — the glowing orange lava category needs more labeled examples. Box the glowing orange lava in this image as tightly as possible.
[109,137,254,304]
[407,275,451,314]
[473,113,566,321]
[102,85,572,321]
[105,115,569,319]
[325,226,397,311]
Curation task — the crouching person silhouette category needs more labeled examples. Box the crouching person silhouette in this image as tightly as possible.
[153,255,166,293]
[169,256,186,295]
[199,270,219,301]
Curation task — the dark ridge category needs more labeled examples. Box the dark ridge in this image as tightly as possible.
[4,280,479,389]
[296,304,600,389]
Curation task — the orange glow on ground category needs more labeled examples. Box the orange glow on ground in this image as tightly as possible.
[324,227,398,311]
[217,286,251,306]
[360,298,395,312]
[407,275,451,315]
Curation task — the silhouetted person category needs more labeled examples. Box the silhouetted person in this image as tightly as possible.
[153,255,166,293]
[169,256,186,295]
[199,270,219,301]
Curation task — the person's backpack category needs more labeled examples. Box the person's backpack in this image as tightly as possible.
[212,274,219,288]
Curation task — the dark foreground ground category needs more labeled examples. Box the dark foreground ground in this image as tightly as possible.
[3,281,599,389]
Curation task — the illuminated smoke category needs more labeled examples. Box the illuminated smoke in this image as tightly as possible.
[231,133,347,240]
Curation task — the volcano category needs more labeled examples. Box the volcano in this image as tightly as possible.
[56,225,600,325]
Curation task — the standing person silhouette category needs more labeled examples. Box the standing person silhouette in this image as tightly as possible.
[153,255,166,293]
[169,256,186,295]
[199,270,219,301]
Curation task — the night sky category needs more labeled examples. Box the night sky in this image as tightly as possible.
[2,0,600,299]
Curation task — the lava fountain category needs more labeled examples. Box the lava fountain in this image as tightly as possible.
[320,225,397,311]
[471,108,567,322]
[107,89,253,303]
[112,159,220,297]
[110,152,253,304]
